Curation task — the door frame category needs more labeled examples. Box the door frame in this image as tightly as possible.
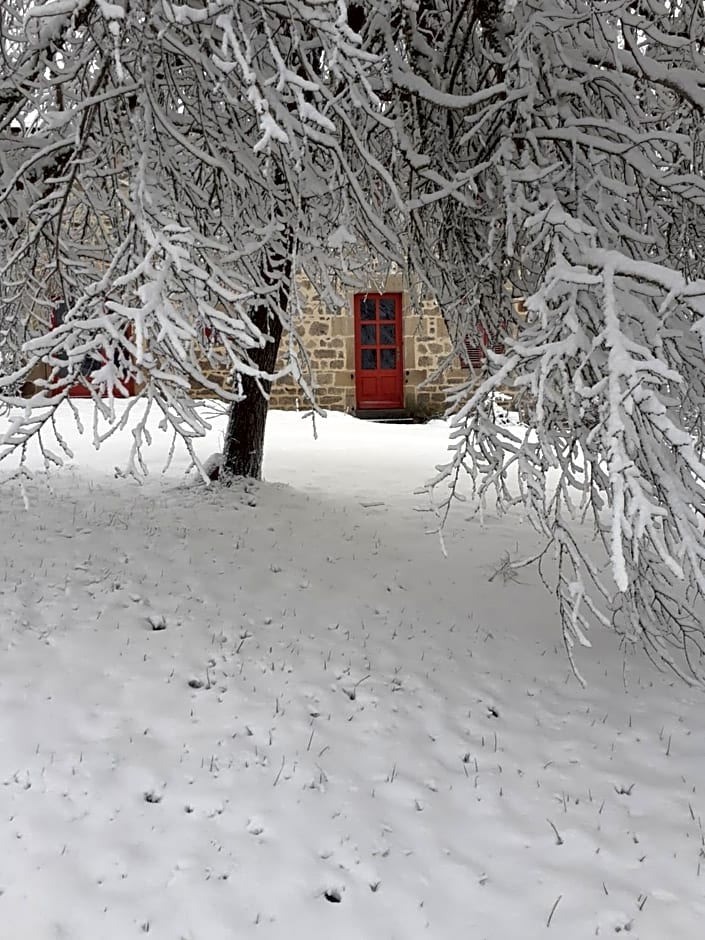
[353,291,404,410]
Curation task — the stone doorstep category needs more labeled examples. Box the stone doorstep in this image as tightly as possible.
[353,408,415,424]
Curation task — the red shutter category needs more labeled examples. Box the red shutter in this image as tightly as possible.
[462,323,506,370]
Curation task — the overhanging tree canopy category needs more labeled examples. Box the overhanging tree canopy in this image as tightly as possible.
[430,0,705,680]
[0,0,417,473]
[3,0,705,680]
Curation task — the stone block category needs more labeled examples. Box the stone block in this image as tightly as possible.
[404,368,425,385]
[331,316,353,337]
[317,337,344,350]
[334,371,355,387]
[383,274,404,292]
[318,393,347,409]
[343,337,355,366]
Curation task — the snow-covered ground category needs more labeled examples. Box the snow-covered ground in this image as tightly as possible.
[1,403,704,940]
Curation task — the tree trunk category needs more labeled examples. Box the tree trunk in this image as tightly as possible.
[220,158,294,480]
[221,307,284,480]
[222,234,292,482]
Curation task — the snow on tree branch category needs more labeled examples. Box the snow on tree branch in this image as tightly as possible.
[4,0,705,679]
[431,0,705,681]
[0,0,416,467]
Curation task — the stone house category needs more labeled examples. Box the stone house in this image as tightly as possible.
[21,274,485,416]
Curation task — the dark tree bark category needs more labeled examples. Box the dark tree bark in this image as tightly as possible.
[221,248,291,481]
[221,308,284,480]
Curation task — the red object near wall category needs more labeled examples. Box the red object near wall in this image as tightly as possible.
[462,324,505,370]
[354,292,404,409]
[50,302,135,398]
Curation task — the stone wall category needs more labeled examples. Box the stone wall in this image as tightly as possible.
[270,279,354,411]
[401,295,468,416]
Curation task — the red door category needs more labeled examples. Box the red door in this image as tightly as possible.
[354,293,404,409]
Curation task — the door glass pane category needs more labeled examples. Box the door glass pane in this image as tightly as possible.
[379,298,396,320]
[361,324,376,345]
[380,324,396,345]
[380,349,396,370]
[360,299,376,320]
[361,349,377,370]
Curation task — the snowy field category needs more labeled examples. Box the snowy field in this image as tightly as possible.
[1,402,704,940]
